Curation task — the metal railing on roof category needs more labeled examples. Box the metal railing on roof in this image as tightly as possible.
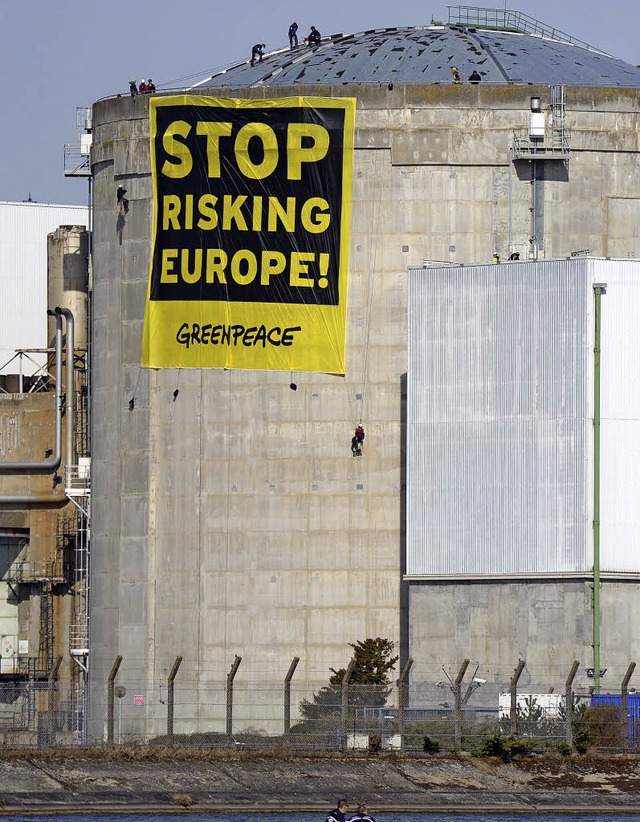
[510,132,571,160]
[447,5,606,54]
[5,558,69,585]
[0,350,54,394]
[64,144,91,177]
[65,461,91,498]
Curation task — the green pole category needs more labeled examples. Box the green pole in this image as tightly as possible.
[592,283,606,694]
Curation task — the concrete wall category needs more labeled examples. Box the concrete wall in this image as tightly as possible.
[88,83,640,740]
[47,227,89,351]
[409,580,640,699]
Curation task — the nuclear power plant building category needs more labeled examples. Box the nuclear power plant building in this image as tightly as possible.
[45,10,640,740]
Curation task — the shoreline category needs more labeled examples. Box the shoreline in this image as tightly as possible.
[2,808,640,817]
[3,806,640,817]
[1,751,640,815]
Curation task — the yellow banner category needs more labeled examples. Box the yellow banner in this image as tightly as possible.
[141,95,355,373]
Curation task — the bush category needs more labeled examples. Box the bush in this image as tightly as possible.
[554,741,573,756]
[422,735,440,754]
[403,719,453,750]
[478,733,534,762]
[572,704,624,753]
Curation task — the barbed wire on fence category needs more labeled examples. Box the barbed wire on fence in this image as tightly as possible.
[2,659,639,754]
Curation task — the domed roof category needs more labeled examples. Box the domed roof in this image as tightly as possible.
[193,24,640,90]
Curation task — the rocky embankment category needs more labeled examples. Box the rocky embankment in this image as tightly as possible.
[2,750,640,814]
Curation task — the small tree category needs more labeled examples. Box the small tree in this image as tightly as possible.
[299,638,398,720]
[517,695,545,736]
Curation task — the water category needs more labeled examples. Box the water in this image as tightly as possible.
[1,815,637,822]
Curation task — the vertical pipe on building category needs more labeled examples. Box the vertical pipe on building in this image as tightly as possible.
[56,308,75,470]
[508,159,513,254]
[592,283,606,693]
[283,656,300,735]
[530,162,537,260]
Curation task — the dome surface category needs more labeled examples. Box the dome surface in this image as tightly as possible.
[193,25,640,89]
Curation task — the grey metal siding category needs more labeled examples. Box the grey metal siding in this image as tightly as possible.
[407,260,590,576]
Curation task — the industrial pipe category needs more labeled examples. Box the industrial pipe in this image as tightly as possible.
[56,307,75,469]
[0,493,68,508]
[0,309,76,507]
[592,283,606,693]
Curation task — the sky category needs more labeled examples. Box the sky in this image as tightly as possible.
[0,0,638,206]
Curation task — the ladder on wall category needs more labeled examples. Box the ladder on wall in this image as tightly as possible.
[551,84,568,153]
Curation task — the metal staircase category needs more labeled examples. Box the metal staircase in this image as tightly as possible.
[64,368,91,740]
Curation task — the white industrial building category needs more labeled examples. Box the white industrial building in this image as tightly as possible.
[0,201,89,383]
[407,257,640,694]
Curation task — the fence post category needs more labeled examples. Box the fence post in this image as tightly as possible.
[564,660,580,750]
[453,659,469,755]
[167,655,183,743]
[397,657,413,752]
[47,656,63,746]
[509,659,526,736]
[226,655,242,740]
[283,656,300,735]
[106,655,123,744]
[341,658,356,753]
[621,661,636,752]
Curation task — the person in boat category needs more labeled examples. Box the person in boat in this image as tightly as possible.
[326,799,349,821]
[349,804,376,822]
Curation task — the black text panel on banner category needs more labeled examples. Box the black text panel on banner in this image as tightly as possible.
[142,95,356,374]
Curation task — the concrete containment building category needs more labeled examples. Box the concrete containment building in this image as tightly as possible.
[88,8,640,739]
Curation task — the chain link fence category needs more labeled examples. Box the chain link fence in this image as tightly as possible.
[0,680,78,746]
[2,658,639,753]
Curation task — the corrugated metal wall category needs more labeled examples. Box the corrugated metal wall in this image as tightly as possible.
[406,259,591,576]
[0,201,88,376]
[596,259,640,573]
